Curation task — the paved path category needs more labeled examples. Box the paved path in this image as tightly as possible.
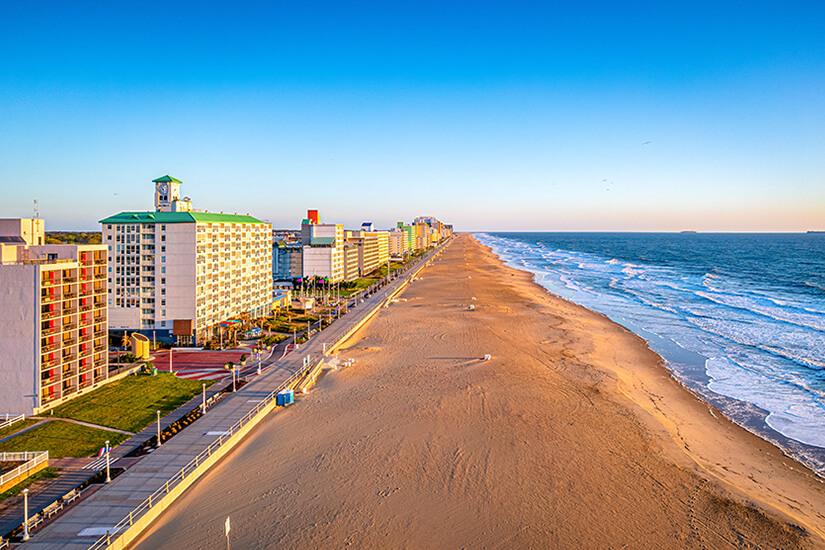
[0,420,50,445]
[28,419,135,437]
[21,242,450,549]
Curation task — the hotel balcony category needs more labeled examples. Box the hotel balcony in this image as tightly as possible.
[41,309,61,320]
[61,322,77,332]
[94,328,107,339]
[61,353,77,363]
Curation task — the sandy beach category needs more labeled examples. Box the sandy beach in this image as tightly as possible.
[133,233,825,549]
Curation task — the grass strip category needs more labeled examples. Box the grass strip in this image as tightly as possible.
[0,421,129,458]
[0,419,39,441]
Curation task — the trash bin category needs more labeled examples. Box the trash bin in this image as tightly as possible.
[151,367,158,376]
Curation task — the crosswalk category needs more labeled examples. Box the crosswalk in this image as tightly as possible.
[83,455,119,470]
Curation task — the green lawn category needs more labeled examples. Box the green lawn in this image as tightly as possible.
[0,418,38,441]
[0,421,129,458]
[340,277,378,297]
[48,372,213,433]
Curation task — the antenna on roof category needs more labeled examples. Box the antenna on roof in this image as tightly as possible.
[34,199,39,219]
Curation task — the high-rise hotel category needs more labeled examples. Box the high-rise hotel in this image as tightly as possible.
[101,176,272,345]
[0,219,108,415]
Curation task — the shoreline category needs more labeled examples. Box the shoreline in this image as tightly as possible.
[476,233,825,479]
[472,234,825,543]
[132,233,825,549]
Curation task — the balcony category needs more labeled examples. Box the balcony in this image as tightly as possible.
[41,326,59,336]
[94,271,106,280]
[41,341,59,352]
[79,304,93,313]
[94,258,106,265]
[61,323,77,332]
[41,309,60,320]
[41,293,58,303]
[63,291,78,300]
[61,353,77,363]
[79,287,93,297]
[94,344,106,353]
[94,329,107,338]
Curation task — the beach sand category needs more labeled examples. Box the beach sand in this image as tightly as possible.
[133,234,825,549]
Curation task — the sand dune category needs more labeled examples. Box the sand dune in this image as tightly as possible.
[133,234,824,549]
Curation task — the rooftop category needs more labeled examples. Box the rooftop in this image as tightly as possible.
[100,211,268,225]
[151,175,182,184]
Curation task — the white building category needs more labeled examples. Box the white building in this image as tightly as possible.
[0,220,108,415]
[301,213,345,282]
[101,177,272,345]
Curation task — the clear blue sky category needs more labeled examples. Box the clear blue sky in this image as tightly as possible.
[2,1,824,231]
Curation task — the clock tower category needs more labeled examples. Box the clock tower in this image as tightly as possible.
[153,175,182,212]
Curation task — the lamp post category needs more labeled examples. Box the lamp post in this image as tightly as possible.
[22,488,29,541]
[202,383,206,414]
[156,410,162,447]
[169,347,173,373]
[105,440,111,483]
[257,350,261,375]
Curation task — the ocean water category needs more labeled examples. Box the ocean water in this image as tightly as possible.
[475,232,825,475]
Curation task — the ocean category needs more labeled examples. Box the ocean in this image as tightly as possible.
[475,232,825,475]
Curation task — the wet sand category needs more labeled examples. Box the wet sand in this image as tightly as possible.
[133,233,825,549]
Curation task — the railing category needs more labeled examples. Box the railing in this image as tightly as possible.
[0,451,48,488]
[0,414,24,430]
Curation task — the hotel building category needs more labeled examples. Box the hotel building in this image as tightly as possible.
[301,212,345,282]
[101,177,272,345]
[0,220,108,415]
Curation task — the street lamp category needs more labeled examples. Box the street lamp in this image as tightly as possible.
[156,410,162,447]
[22,488,29,541]
[105,440,111,483]
[202,383,206,414]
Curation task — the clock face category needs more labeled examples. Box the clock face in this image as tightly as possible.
[158,183,168,194]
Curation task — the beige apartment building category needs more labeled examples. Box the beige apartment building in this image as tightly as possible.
[101,177,272,345]
[0,220,108,415]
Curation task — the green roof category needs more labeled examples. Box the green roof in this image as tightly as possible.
[100,211,268,225]
[152,175,182,183]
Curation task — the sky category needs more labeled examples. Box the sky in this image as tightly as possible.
[1,1,824,232]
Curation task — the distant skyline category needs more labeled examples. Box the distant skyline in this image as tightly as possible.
[2,1,824,232]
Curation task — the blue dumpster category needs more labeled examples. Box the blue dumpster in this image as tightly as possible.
[277,389,294,406]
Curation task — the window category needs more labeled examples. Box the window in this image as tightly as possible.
[161,299,166,306]
[161,256,165,262]
[107,235,111,240]
[160,225,166,230]
[161,267,166,274]
[161,246,165,252]
[161,278,166,284]
[162,310,166,316]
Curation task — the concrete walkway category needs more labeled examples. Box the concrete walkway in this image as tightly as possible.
[21,242,450,549]
[29,419,135,437]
